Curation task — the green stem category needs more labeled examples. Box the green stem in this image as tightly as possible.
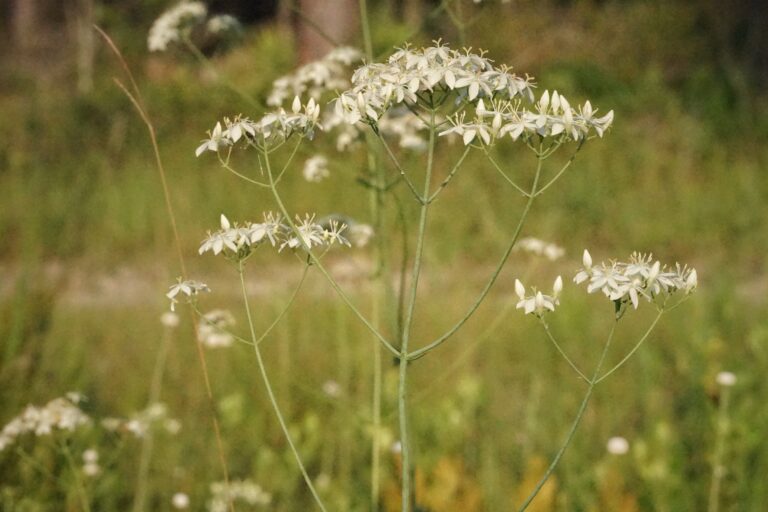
[517,320,618,511]
[408,153,543,361]
[595,308,664,384]
[359,1,384,503]
[484,149,530,197]
[708,385,731,512]
[132,319,174,512]
[533,142,583,197]
[398,110,437,512]
[238,262,328,512]
[263,149,399,358]
[60,440,92,512]
[376,131,425,204]
[427,146,471,203]
[539,318,589,382]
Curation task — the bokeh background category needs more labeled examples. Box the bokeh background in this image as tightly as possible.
[1,0,767,510]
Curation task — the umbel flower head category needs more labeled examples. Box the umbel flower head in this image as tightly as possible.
[515,276,563,316]
[198,213,351,259]
[0,394,91,452]
[574,250,697,310]
[334,41,535,124]
[147,1,207,52]
[195,97,321,155]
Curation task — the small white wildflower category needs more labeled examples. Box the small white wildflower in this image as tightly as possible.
[166,279,210,311]
[195,122,229,157]
[515,237,565,261]
[208,479,272,511]
[322,380,342,398]
[347,223,374,248]
[82,449,100,477]
[514,277,562,316]
[198,309,236,348]
[161,311,180,328]
[206,14,241,36]
[606,436,630,455]
[172,492,190,509]
[148,1,207,52]
[574,251,697,310]
[302,155,330,182]
[716,371,736,387]
[0,395,91,452]
[391,441,402,454]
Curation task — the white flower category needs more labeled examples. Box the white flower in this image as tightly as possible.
[574,251,697,310]
[148,1,207,52]
[716,371,736,387]
[161,311,180,328]
[208,479,272,511]
[0,395,91,452]
[514,277,562,316]
[166,279,210,311]
[267,46,363,107]
[322,380,342,398]
[172,492,190,509]
[206,14,241,36]
[195,122,229,157]
[515,237,565,261]
[303,155,330,182]
[198,310,236,348]
[606,436,629,455]
[347,223,374,248]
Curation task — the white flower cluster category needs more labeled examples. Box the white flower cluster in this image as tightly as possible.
[199,213,350,257]
[268,47,363,107]
[334,42,535,125]
[440,93,614,146]
[515,276,563,316]
[574,250,697,309]
[302,154,330,182]
[198,309,236,348]
[148,2,242,52]
[515,237,565,261]
[0,394,91,451]
[195,97,321,156]
[206,14,241,36]
[208,479,272,512]
[147,1,207,52]
[166,279,210,311]
[101,403,180,438]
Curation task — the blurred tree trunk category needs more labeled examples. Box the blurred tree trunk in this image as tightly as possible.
[296,0,359,63]
[72,0,95,94]
[11,0,39,54]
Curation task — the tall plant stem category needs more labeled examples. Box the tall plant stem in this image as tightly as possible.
[238,262,328,512]
[132,323,174,512]
[518,320,618,511]
[398,110,437,511]
[708,384,732,512]
[95,27,234,511]
[60,440,91,512]
[408,154,543,361]
[358,1,386,506]
[263,151,398,357]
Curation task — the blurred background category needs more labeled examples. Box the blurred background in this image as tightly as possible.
[1,0,767,510]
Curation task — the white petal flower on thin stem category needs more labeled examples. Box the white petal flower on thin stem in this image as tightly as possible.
[514,277,562,316]
[166,279,210,311]
[573,251,697,310]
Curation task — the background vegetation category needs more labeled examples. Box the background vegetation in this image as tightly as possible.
[1,0,766,510]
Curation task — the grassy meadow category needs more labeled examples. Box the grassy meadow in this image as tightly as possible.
[1,1,767,510]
